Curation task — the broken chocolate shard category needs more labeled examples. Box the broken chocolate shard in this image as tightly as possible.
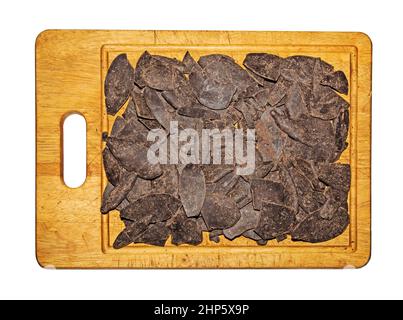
[138,118,164,131]
[152,55,186,73]
[101,172,137,214]
[255,202,295,240]
[177,104,220,120]
[226,177,252,209]
[102,147,124,186]
[169,208,204,245]
[223,203,261,240]
[132,89,154,120]
[201,193,241,230]
[201,165,233,184]
[105,54,135,115]
[291,206,349,243]
[317,163,351,192]
[271,110,335,148]
[121,193,182,223]
[134,51,182,91]
[309,86,349,120]
[110,116,126,138]
[321,70,349,94]
[116,198,130,211]
[319,187,348,220]
[126,176,152,203]
[162,81,197,110]
[266,76,292,107]
[333,107,349,157]
[243,53,282,81]
[107,137,162,180]
[256,110,287,163]
[179,164,206,217]
[288,166,326,213]
[285,83,308,119]
[122,98,138,120]
[192,75,236,110]
[250,179,286,210]
[113,227,134,249]
[133,222,170,246]
[213,170,240,195]
[182,51,201,74]
[143,87,174,130]
[133,51,153,88]
[151,165,179,197]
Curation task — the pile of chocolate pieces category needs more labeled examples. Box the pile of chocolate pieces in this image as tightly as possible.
[101,51,351,248]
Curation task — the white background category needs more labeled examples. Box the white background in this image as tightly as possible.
[0,0,400,300]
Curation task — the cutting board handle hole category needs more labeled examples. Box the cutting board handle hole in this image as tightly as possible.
[62,113,87,188]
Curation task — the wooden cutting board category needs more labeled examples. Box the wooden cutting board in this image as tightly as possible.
[36,30,371,268]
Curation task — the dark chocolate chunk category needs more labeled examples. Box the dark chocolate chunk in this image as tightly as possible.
[250,179,286,210]
[138,118,164,131]
[226,177,252,209]
[319,187,348,220]
[134,51,153,88]
[135,52,182,91]
[102,147,124,186]
[321,70,349,94]
[182,51,201,74]
[285,83,309,119]
[333,108,349,158]
[133,222,170,246]
[317,163,351,192]
[243,53,282,81]
[190,71,236,110]
[309,86,349,120]
[162,79,198,110]
[291,206,349,243]
[223,203,261,240]
[179,164,206,217]
[132,89,154,119]
[169,208,204,245]
[201,193,241,230]
[107,137,162,180]
[121,193,181,223]
[213,170,240,195]
[101,172,137,214]
[255,202,295,240]
[256,110,287,163]
[289,166,326,213]
[271,110,336,158]
[105,54,135,115]
[201,165,233,184]
[151,165,179,196]
[126,176,152,203]
[152,55,186,73]
[177,104,220,120]
[122,98,138,120]
[110,116,126,138]
[143,87,174,130]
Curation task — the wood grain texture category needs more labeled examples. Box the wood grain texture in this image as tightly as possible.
[36,30,372,268]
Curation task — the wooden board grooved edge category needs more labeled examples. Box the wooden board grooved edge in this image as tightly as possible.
[36,30,372,268]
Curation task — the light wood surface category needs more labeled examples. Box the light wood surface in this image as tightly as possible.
[36,30,372,268]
